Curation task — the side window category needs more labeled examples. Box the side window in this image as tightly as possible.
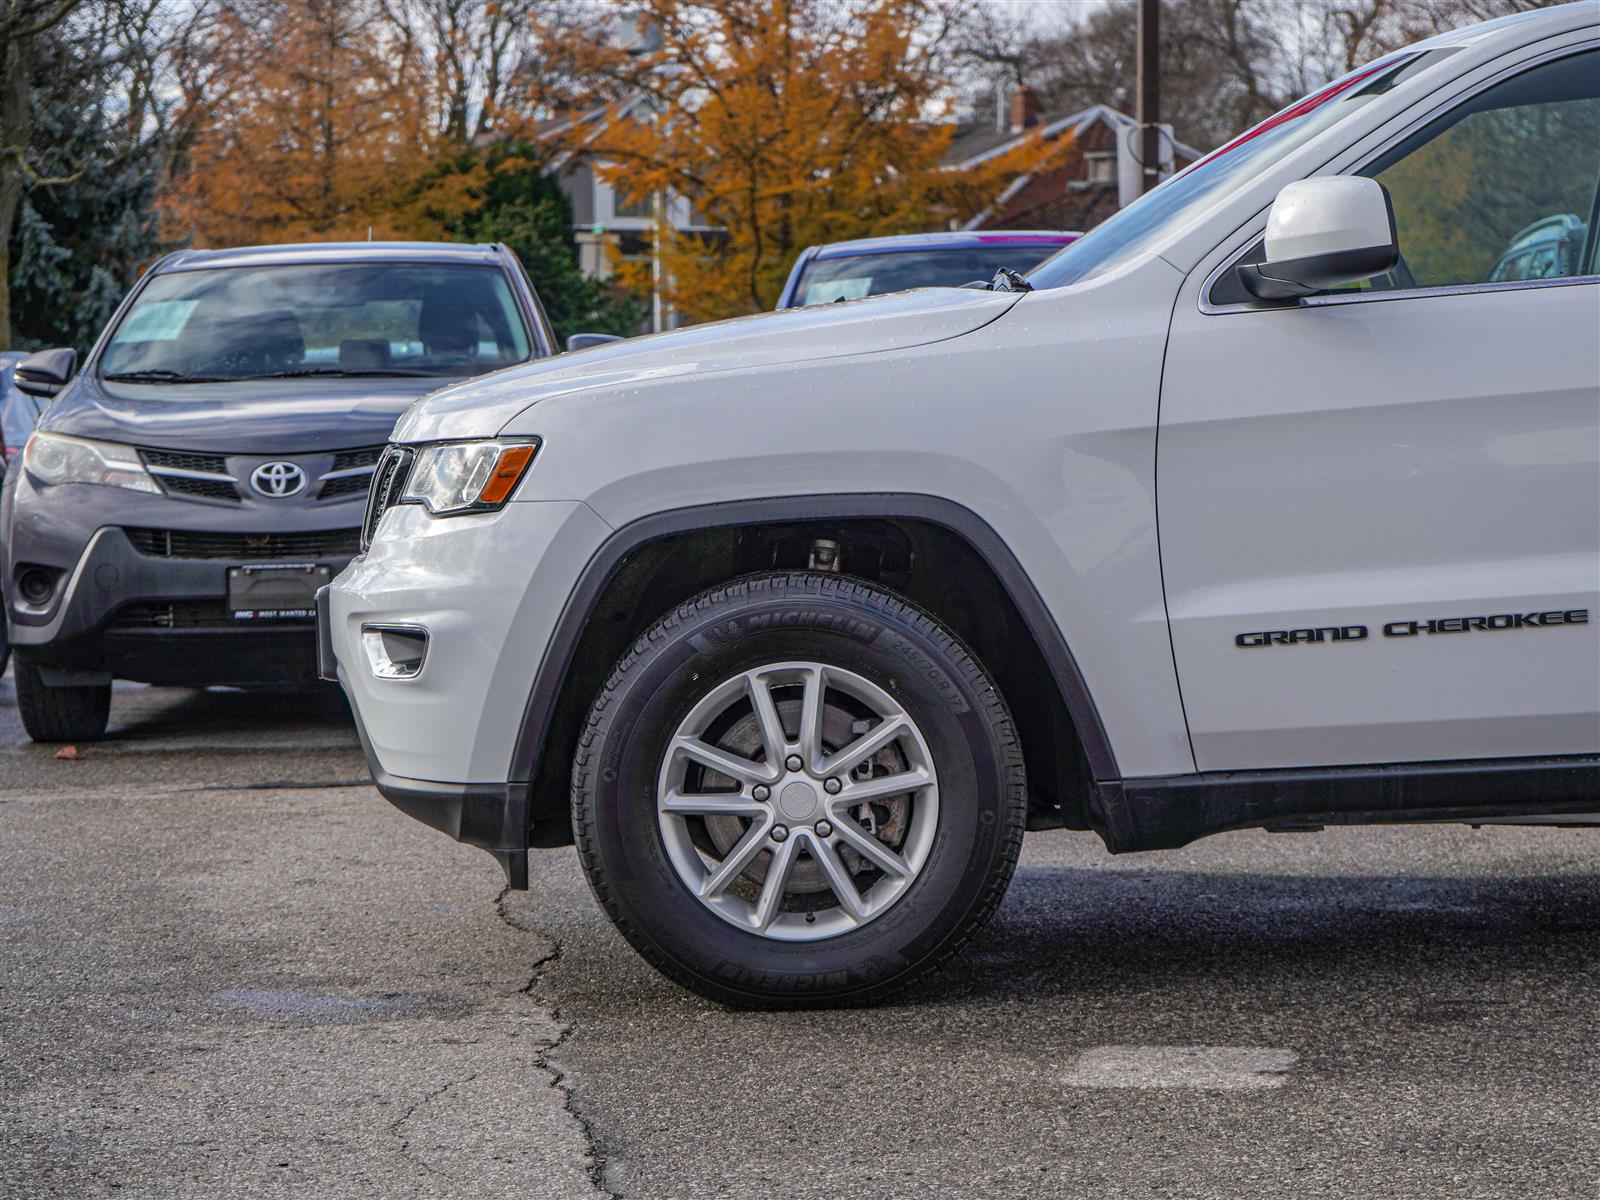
[1365,49,1600,288]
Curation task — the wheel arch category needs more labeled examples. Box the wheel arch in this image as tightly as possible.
[512,494,1119,845]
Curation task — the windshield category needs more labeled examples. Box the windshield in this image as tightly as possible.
[100,262,533,383]
[790,243,1071,306]
[1026,50,1444,290]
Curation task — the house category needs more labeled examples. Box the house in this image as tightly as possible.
[536,95,714,315]
[945,87,1202,233]
[533,83,1203,327]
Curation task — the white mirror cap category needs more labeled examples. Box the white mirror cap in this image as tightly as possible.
[1264,177,1394,263]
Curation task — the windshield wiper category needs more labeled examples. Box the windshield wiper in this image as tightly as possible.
[230,367,442,381]
[988,268,1034,293]
[102,369,227,383]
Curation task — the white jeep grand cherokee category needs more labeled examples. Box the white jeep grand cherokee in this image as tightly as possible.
[323,2,1600,1007]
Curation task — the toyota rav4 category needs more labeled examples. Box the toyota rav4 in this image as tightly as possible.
[323,4,1600,1007]
[2,241,554,742]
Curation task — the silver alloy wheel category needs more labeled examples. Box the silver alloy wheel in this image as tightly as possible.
[657,661,939,941]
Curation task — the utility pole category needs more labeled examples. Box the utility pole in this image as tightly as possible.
[651,187,664,334]
[1136,0,1161,195]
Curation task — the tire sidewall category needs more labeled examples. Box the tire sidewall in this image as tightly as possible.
[581,578,1016,1003]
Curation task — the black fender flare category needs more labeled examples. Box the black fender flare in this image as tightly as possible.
[508,492,1119,788]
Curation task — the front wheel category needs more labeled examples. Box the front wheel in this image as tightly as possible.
[13,652,112,743]
[572,573,1025,1008]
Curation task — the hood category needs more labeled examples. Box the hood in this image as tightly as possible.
[42,374,450,454]
[395,285,1021,443]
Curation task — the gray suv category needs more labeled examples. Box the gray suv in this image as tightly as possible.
[1,241,555,742]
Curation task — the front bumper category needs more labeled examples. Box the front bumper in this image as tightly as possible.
[322,499,613,876]
[328,639,531,888]
[5,470,365,686]
[10,524,352,686]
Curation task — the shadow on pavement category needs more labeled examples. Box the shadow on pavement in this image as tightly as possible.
[915,859,1600,1009]
[100,681,353,744]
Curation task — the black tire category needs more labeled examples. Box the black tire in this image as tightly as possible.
[14,652,112,743]
[572,572,1026,1008]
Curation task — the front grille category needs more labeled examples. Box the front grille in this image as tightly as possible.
[161,476,240,502]
[139,447,240,502]
[318,473,372,500]
[361,446,412,550]
[108,602,312,630]
[123,527,360,560]
[330,446,384,473]
[320,445,385,501]
[141,448,228,474]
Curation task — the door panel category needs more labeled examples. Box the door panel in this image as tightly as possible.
[1159,47,1600,773]
[1159,280,1599,770]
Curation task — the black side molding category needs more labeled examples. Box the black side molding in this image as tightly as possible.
[1092,755,1600,853]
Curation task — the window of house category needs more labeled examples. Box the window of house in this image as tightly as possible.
[613,187,656,220]
[1084,151,1116,184]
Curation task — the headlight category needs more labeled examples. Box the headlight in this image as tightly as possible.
[401,439,539,515]
[22,432,160,494]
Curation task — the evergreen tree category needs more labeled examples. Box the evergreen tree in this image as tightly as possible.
[5,10,170,353]
[452,148,645,344]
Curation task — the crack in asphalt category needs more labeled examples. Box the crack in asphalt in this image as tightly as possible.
[496,885,622,1200]
[389,1072,480,1178]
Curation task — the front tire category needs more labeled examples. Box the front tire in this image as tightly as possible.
[14,653,112,743]
[572,573,1025,1008]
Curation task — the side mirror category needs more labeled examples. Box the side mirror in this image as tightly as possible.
[14,348,78,398]
[566,332,623,353]
[1237,177,1398,302]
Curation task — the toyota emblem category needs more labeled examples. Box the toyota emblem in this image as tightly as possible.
[250,461,307,498]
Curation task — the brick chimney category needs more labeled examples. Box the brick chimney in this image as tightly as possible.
[1009,85,1039,134]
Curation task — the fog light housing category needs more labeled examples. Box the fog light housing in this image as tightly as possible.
[361,623,428,680]
[16,565,58,606]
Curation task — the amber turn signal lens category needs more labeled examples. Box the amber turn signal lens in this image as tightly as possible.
[477,444,537,505]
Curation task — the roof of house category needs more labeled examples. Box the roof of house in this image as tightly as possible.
[536,94,651,170]
[984,184,1124,234]
[943,102,1203,171]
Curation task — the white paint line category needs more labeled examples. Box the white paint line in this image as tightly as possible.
[1064,1045,1299,1091]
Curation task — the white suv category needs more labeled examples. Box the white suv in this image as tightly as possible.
[323,3,1600,1007]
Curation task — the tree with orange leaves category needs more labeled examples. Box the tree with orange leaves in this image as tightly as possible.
[166,0,481,246]
[537,0,1064,323]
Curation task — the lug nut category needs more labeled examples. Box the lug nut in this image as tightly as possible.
[772,825,790,842]
[753,784,770,801]
[785,754,803,771]
[823,777,842,794]
[815,820,833,837]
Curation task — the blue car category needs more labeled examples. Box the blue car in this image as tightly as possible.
[776,230,1080,309]
[0,350,39,675]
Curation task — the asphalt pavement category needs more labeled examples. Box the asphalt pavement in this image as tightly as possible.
[3,670,1597,1199]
